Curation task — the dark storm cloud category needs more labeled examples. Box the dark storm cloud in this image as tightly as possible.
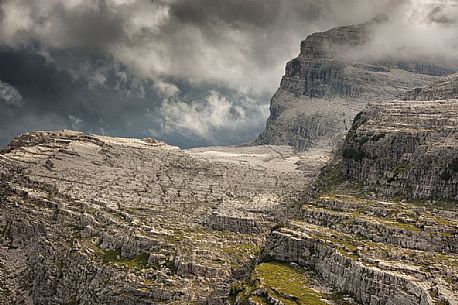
[0,0,456,148]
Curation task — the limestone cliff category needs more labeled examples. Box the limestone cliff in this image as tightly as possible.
[255,17,456,151]
[2,17,458,305]
[340,100,458,201]
[229,80,458,305]
[2,129,457,305]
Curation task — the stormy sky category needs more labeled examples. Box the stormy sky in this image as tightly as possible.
[0,0,457,148]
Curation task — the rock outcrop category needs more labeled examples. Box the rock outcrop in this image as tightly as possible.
[261,226,454,305]
[404,73,458,101]
[0,130,330,304]
[228,63,458,305]
[2,119,458,305]
[255,16,456,151]
[341,100,458,200]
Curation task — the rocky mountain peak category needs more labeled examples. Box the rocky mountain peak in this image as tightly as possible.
[255,17,456,151]
[299,14,387,60]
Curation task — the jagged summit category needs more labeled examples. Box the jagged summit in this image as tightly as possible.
[255,17,456,151]
[299,14,388,60]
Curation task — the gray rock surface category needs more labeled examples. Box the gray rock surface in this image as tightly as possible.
[3,18,458,305]
[341,100,458,200]
[255,17,456,151]
[0,130,330,304]
[404,73,458,101]
[262,226,447,305]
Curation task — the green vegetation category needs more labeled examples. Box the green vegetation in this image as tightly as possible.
[315,162,345,193]
[164,231,185,244]
[325,235,360,260]
[78,238,151,269]
[381,220,421,232]
[232,261,328,305]
[64,298,79,305]
[313,160,370,200]
[254,262,326,305]
[223,244,261,260]
[250,295,269,305]
[102,249,150,269]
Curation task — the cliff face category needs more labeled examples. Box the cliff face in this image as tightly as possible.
[230,76,458,304]
[255,17,456,151]
[341,100,458,200]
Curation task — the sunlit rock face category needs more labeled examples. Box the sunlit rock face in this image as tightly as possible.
[341,99,458,201]
[255,16,456,151]
[236,76,458,305]
[0,129,330,304]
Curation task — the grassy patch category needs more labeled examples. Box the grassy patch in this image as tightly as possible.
[313,161,369,201]
[79,239,151,269]
[164,231,185,244]
[104,251,150,269]
[231,261,361,305]
[223,244,261,260]
[382,220,421,232]
[252,262,328,305]
[250,295,269,305]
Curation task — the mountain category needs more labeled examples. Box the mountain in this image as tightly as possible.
[339,72,458,201]
[232,61,458,305]
[255,16,456,151]
[2,18,458,305]
[0,130,329,304]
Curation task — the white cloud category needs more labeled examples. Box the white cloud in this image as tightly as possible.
[0,0,415,96]
[1,0,458,147]
[153,80,180,98]
[68,114,84,130]
[157,91,268,144]
[0,81,22,107]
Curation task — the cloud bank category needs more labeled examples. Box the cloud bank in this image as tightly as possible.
[0,0,457,147]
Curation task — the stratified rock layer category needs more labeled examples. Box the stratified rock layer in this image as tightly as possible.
[341,100,458,200]
[255,17,455,151]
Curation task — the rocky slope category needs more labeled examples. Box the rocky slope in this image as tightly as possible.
[227,83,458,305]
[404,73,458,101]
[0,130,330,304]
[1,118,457,305]
[2,18,458,305]
[255,16,456,151]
